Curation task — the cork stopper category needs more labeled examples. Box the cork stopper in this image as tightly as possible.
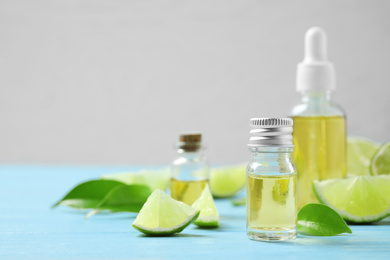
[180,134,201,143]
[178,133,202,152]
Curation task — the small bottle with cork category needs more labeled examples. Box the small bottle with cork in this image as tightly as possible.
[170,133,209,205]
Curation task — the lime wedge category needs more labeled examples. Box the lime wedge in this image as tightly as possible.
[313,176,390,223]
[370,141,390,176]
[101,168,170,191]
[209,164,246,197]
[192,184,220,228]
[347,137,380,176]
[132,189,200,235]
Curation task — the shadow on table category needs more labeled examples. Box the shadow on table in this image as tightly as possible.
[290,234,353,246]
[346,218,390,226]
[220,214,245,221]
[54,207,138,220]
[137,233,207,238]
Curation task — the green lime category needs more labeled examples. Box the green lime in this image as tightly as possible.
[370,141,390,176]
[101,168,170,191]
[347,137,380,176]
[209,164,246,197]
[132,189,199,235]
[313,175,390,223]
[192,184,220,227]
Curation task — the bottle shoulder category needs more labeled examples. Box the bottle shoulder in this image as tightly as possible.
[172,155,208,166]
[290,100,345,117]
[247,160,296,175]
[171,156,209,180]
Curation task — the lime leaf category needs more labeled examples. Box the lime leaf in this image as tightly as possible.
[192,184,220,228]
[86,184,152,218]
[370,141,390,176]
[347,137,380,176]
[52,180,125,209]
[230,197,246,206]
[297,203,352,236]
[132,189,200,236]
[210,164,246,198]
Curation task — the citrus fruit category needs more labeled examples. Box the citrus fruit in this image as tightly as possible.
[370,141,390,176]
[209,164,246,197]
[347,137,380,176]
[313,175,390,223]
[132,189,200,235]
[192,184,220,227]
[101,168,170,191]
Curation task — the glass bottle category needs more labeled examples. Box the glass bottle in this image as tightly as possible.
[247,118,297,242]
[291,27,346,209]
[170,133,209,205]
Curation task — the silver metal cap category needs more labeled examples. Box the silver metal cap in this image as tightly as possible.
[249,118,293,147]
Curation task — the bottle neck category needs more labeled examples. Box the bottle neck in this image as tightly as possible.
[301,90,331,103]
[291,89,344,117]
[249,147,294,162]
[177,148,204,159]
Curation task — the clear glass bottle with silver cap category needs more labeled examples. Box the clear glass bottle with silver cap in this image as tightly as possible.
[247,118,297,242]
[170,133,209,205]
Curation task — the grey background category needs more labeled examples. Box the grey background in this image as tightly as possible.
[0,0,389,165]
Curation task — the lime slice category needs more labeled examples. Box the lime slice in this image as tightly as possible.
[209,164,246,197]
[101,168,170,191]
[313,175,390,223]
[347,137,380,176]
[132,189,200,235]
[192,184,220,227]
[370,141,390,176]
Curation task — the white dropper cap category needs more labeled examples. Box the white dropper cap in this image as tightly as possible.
[296,27,336,92]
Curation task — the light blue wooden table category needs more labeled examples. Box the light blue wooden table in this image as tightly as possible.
[1,165,390,259]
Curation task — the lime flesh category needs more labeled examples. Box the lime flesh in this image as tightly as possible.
[313,175,390,223]
[132,189,199,235]
[347,137,380,176]
[209,164,246,197]
[370,141,390,176]
[192,184,220,227]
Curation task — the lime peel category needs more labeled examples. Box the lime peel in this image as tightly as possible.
[132,189,200,235]
[313,176,390,223]
[192,184,220,228]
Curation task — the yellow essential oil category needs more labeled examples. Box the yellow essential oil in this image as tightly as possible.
[247,173,296,239]
[292,27,347,209]
[170,133,209,205]
[292,116,346,209]
[170,178,208,205]
[247,118,297,242]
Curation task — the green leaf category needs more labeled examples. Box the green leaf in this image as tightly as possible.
[230,197,246,206]
[298,203,352,236]
[52,180,125,209]
[85,184,152,218]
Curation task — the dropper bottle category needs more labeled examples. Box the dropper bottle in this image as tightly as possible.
[291,27,346,209]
